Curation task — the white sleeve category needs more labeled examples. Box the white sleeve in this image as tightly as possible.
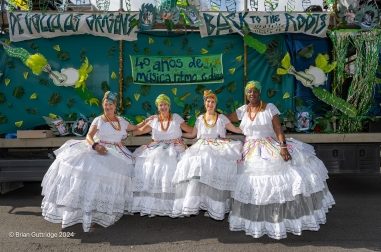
[268,103,281,118]
[236,105,247,120]
[218,114,230,125]
[173,113,185,124]
[90,116,102,129]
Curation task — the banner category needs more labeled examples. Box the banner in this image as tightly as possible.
[130,54,224,85]
[7,12,139,42]
[200,12,329,38]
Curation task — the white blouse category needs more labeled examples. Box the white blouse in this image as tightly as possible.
[148,113,184,141]
[90,116,129,143]
[236,103,280,139]
[195,113,230,139]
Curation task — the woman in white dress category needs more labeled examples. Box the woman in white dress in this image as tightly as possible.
[227,81,335,239]
[41,91,141,232]
[172,90,242,220]
[131,94,193,217]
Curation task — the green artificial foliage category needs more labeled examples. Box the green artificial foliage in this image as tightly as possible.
[312,87,357,118]
[243,34,267,54]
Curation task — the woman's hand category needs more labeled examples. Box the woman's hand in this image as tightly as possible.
[280,147,291,161]
[94,144,108,155]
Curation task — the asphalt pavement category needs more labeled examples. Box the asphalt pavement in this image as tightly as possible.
[0,174,380,252]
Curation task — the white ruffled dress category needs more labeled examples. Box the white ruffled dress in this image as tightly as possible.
[229,103,335,239]
[172,114,242,220]
[41,116,134,232]
[131,113,187,217]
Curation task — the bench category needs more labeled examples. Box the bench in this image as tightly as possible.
[0,133,380,184]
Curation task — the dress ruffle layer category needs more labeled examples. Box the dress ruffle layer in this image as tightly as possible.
[173,180,231,220]
[229,187,335,239]
[172,139,242,220]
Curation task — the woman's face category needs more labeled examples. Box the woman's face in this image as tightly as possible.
[103,99,116,115]
[246,88,260,104]
[204,97,216,112]
[158,102,170,114]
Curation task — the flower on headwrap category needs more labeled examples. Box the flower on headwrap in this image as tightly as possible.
[245,80,262,94]
[155,94,171,107]
[103,91,118,104]
[203,90,217,102]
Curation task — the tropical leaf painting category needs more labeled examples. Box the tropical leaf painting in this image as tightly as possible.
[0,114,8,124]
[139,85,151,96]
[0,92,5,104]
[13,86,25,98]
[101,81,110,93]
[48,93,61,105]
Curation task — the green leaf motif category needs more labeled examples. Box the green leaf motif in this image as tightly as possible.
[195,84,206,94]
[0,114,8,124]
[124,97,132,109]
[25,107,37,115]
[298,44,314,59]
[140,85,151,96]
[101,81,110,93]
[0,92,6,104]
[67,98,75,108]
[142,101,152,112]
[174,97,185,107]
[227,81,237,93]
[49,93,61,106]
[13,86,25,98]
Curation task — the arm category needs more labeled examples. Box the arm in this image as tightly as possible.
[225,122,242,134]
[272,114,291,161]
[86,125,107,155]
[180,121,193,133]
[127,116,155,131]
[182,126,197,139]
[227,111,239,123]
[132,123,152,136]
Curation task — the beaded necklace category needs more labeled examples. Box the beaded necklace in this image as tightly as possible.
[247,101,262,121]
[104,114,121,131]
[159,113,171,131]
[203,113,218,128]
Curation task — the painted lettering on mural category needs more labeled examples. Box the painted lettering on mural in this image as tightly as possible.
[130,55,224,84]
[8,12,139,42]
[200,12,328,38]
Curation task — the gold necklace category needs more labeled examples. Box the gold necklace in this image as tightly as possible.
[104,114,121,131]
[247,101,262,121]
[203,113,218,128]
[159,113,171,131]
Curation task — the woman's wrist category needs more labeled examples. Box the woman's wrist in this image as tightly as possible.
[92,142,99,150]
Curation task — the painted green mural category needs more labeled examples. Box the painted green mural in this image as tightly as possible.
[0,32,293,134]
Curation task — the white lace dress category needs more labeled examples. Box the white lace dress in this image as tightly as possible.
[131,113,187,217]
[41,116,134,232]
[172,114,242,220]
[228,103,335,239]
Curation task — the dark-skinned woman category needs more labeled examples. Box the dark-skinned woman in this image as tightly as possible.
[227,81,335,239]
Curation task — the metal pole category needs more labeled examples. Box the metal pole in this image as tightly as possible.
[243,0,248,102]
